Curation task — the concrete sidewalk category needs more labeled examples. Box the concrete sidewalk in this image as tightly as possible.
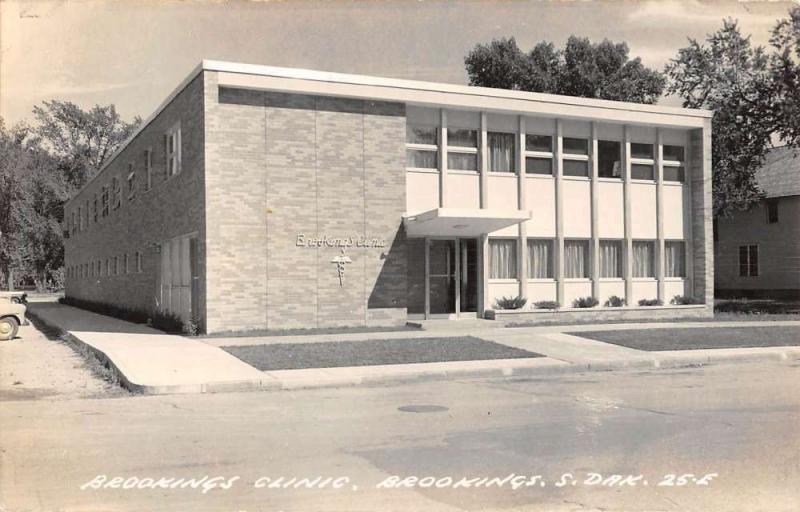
[26,303,800,395]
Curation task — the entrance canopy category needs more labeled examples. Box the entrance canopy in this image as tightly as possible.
[403,208,531,237]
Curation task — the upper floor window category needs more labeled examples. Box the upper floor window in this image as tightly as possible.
[92,194,98,222]
[525,134,553,175]
[127,163,136,200]
[447,128,478,171]
[112,177,121,210]
[562,137,589,177]
[101,186,110,217]
[739,245,758,277]
[71,212,76,235]
[406,125,438,169]
[136,251,143,273]
[488,132,516,173]
[631,142,655,180]
[78,206,83,232]
[598,140,622,179]
[663,145,685,182]
[165,123,182,177]
[766,198,779,224]
[144,148,153,191]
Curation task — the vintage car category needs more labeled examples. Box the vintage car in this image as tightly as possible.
[0,291,27,304]
[0,294,27,341]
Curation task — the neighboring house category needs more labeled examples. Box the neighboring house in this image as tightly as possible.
[715,146,800,299]
[62,60,713,334]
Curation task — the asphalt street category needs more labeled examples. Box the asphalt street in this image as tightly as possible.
[1,359,798,512]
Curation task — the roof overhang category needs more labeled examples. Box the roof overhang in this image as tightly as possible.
[403,208,531,237]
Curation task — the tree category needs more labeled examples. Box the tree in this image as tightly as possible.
[770,6,800,147]
[665,17,794,217]
[33,100,141,191]
[465,36,665,104]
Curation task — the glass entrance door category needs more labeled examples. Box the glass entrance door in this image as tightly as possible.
[426,238,478,318]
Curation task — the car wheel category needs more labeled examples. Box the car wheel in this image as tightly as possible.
[0,316,19,341]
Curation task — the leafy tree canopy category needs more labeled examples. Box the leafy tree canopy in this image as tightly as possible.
[465,36,665,104]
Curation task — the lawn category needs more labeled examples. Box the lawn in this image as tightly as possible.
[570,326,800,351]
[223,336,543,371]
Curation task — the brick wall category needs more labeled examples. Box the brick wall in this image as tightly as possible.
[689,122,714,315]
[203,80,407,333]
[63,74,206,320]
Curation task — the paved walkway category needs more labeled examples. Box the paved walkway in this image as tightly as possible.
[24,303,800,395]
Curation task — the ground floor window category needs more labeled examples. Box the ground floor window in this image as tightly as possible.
[665,241,686,277]
[739,245,758,277]
[633,240,655,278]
[564,239,589,278]
[489,239,517,279]
[599,240,623,278]
[527,239,553,278]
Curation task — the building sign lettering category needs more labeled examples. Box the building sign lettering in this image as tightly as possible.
[295,233,387,249]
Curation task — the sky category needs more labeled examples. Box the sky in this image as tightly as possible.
[1,0,797,126]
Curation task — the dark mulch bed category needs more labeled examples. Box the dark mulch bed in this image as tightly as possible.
[570,326,800,351]
[223,336,543,371]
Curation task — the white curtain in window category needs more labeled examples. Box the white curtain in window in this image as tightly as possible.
[564,240,588,278]
[489,132,515,172]
[599,241,622,278]
[665,241,685,277]
[490,239,517,279]
[633,241,654,277]
[527,239,552,278]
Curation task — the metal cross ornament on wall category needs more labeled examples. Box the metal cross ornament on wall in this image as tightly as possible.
[330,249,352,286]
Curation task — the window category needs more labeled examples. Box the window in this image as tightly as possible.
[136,251,143,273]
[112,177,121,209]
[599,240,623,278]
[663,145,685,182]
[106,259,111,276]
[447,128,478,171]
[101,186,110,216]
[93,194,98,222]
[406,125,438,169]
[489,239,517,279]
[127,164,136,200]
[165,123,182,177]
[527,239,553,279]
[598,140,622,178]
[739,245,759,277]
[766,199,779,224]
[144,148,153,191]
[489,132,516,173]
[114,256,119,275]
[124,253,129,274]
[78,206,83,232]
[71,212,76,235]
[562,137,589,177]
[564,240,589,278]
[630,142,655,181]
[665,241,686,278]
[525,134,553,175]
[633,241,655,278]
[97,260,101,276]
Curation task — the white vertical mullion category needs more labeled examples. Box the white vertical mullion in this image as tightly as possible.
[517,116,528,300]
[656,129,666,303]
[555,119,565,306]
[424,238,430,319]
[590,122,600,300]
[439,110,447,208]
[623,126,633,303]
[480,112,488,209]
[685,131,695,298]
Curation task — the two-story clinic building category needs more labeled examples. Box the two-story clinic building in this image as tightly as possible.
[63,60,713,333]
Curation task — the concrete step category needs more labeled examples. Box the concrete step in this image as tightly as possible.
[406,318,503,331]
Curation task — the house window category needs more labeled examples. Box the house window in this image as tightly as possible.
[114,256,119,275]
[71,212,76,235]
[406,125,438,169]
[101,186,109,216]
[663,145,685,182]
[766,198,779,224]
[447,128,478,171]
[665,241,686,278]
[564,239,589,278]
[527,239,553,279]
[136,251,143,273]
[93,194,98,222]
[488,132,516,173]
[562,137,589,177]
[78,206,83,232]
[106,259,111,275]
[144,148,153,191]
[127,163,136,199]
[489,239,517,279]
[165,123,182,177]
[112,177,121,209]
[598,140,622,178]
[525,134,553,175]
[124,253,129,274]
[739,245,759,277]
[633,240,655,278]
[630,142,655,180]
[599,240,623,278]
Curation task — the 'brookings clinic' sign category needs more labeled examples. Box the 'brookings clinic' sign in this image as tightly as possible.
[295,234,387,249]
